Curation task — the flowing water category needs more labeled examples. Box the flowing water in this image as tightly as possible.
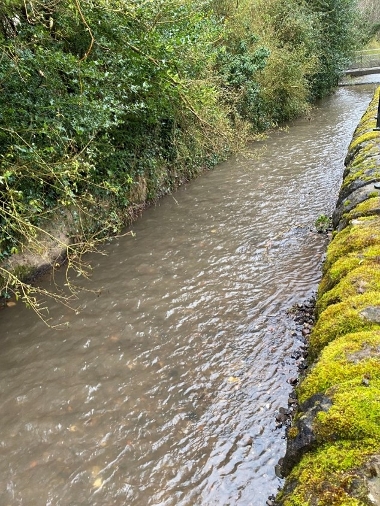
[0,84,378,506]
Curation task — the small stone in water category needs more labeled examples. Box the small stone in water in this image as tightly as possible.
[227,376,240,383]
[240,434,253,446]
[91,466,102,477]
[93,477,103,488]
[275,463,283,478]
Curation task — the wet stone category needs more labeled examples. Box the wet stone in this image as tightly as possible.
[186,411,198,421]
[239,434,253,446]
[297,359,308,371]
[360,306,380,323]
[279,394,333,477]
[333,181,380,229]
[337,164,380,204]
[275,463,284,479]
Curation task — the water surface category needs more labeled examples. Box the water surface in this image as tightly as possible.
[0,84,378,506]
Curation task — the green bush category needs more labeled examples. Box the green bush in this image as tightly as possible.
[0,0,364,312]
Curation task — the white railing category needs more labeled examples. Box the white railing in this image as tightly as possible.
[349,49,380,69]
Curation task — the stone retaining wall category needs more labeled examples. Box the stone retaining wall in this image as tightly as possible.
[276,87,380,505]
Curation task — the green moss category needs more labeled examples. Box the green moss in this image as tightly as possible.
[342,162,380,191]
[345,196,380,221]
[348,145,379,169]
[278,441,380,506]
[310,292,380,359]
[11,264,34,281]
[317,265,380,314]
[350,119,376,142]
[320,256,360,291]
[319,244,380,297]
[279,90,380,506]
[287,426,299,439]
[324,216,380,271]
[298,331,380,402]
[348,131,380,153]
[315,379,380,442]
[346,91,380,163]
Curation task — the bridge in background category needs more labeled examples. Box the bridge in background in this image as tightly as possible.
[345,49,380,76]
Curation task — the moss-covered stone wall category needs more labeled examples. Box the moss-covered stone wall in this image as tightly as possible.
[276,87,380,505]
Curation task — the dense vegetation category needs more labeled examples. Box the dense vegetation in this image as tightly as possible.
[0,0,361,311]
[358,0,380,39]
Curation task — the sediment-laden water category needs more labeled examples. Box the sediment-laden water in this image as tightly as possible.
[0,84,378,506]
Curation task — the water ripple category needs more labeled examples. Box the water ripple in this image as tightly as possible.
[0,85,377,506]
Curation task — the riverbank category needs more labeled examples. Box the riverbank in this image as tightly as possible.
[0,180,180,302]
[276,87,380,505]
[0,0,362,305]
[0,85,375,504]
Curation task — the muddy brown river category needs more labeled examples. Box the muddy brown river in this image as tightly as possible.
[0,84,378,506]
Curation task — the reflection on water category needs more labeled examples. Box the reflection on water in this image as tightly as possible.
[0,85,377,506]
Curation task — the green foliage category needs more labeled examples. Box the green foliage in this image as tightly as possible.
[255,0,319,122]
[315,214,332,233]
[0,0,362,310]
[216,35,270,129]
[357,0,380,42]
[0,0,228,277]
[305,0,361,98]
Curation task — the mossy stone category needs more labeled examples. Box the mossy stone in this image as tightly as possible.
[278,88,380,505]
[298,331,380,403]
[319,254,368,296]
[324,216,380,272]
[310,292,380,359]
[345,196,380,222]
[317,266,380,314]
[314,379,380,442]
[348,132,380,155]
[276,440,380,505]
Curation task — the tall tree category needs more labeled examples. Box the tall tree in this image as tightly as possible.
[357,0,380,39]
[306,0,360,97]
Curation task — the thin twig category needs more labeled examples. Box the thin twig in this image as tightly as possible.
[74,0,94,62]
